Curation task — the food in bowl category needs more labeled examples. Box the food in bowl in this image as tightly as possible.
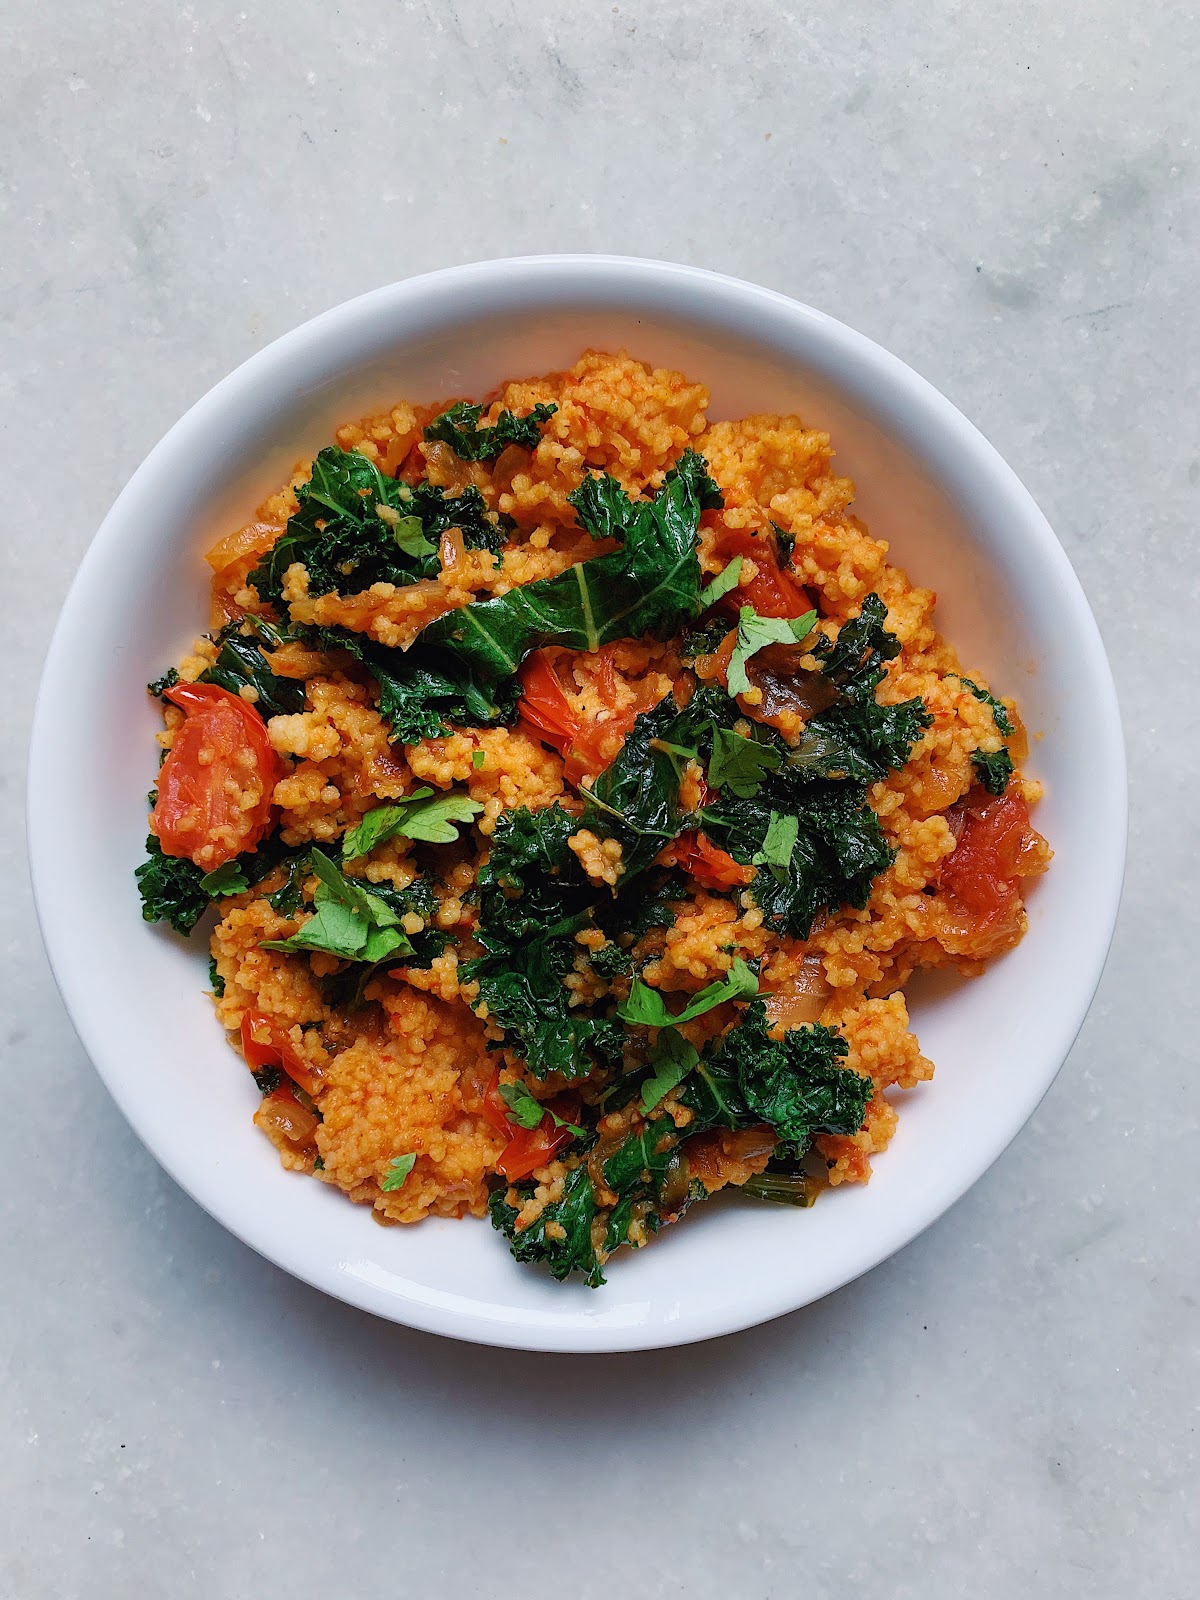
[135,349,1050,1286]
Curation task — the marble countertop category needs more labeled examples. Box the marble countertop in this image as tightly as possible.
[3,3,1195,1596]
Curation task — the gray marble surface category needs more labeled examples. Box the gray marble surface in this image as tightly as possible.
[3,3,1196,1596]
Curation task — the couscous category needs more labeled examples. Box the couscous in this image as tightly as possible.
[136,351,1050,1285]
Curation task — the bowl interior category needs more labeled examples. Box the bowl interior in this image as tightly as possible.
[28,262,1124,1349]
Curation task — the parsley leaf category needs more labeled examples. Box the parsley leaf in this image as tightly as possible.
[697,555,743,610]
[498,1082,586,1137]
[260,849,415,964]
[342,789,484,858]
[618,957,759,1028]
[752,812,799,882]
[707,725,783,797]
[381,1153,416,1191]
[727,605,817,697]
[424,400,557,462]
[640,1029,700,1112]
[417,450,722,682]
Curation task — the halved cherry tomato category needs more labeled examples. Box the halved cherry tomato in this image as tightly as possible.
[516,649,634,785]
[485,1067,581,1180]
[942,792,1036,924]
[240,1009,320,1097]
[152,682,283,870]
[673,830,754,890]
[708,522,814,620]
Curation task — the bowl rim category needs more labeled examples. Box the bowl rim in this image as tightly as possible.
[27,254,1127,1350]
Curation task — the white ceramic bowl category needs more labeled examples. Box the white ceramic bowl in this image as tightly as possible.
[28,257,1126,1351]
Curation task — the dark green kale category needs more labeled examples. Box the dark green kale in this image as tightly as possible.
[779,593,931,783]
[464,807,625,1081]
[579,683,733,878]
[951,673,1015,737]
[702,775,895,937]
[137,829,305,937]
[252,1065,283,1096]
[135,836,211,935]
[950,674,1015,794]
[588,942,633,978]
[679,616,732,659]
[772,522,796,567]
[489,1162,606,1286]
[303,625,519,745]
[417,450,723,681]
[147,667,179,699]
[491,1003,868,1285]
[971,746,1015,796]
[248,448,506,605]
[682,999,870,1157]
[199,625,306,720]
[809,593,900,692]
[207,956,226,997]
[424,400,557,462]
[788,696,933,783]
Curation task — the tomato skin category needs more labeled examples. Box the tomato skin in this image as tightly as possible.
[673,830,754,891]
[240,1010,320,1097]
[485,1068,580,1180]
[709,524,814,620]
[516,651,581,752]
[152,682,283,870]
[516,649,635,785]
[942,793,1034,923]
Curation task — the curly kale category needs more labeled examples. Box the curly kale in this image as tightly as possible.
[199,624,306,720]
[302,625,519,745]
[135,837,211,935]
[147,667,179,699]
[464,806,625,1081]
[491,1001,870,1285]
[248,448,506,605]
[971,746,1015,796]
[424,400,557,462]
[417,450,723,681]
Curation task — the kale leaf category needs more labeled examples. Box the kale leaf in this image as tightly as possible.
[788,695,933,783]
[682,999,871,1158]
[490,1003,867,1287]
[416,450,722,681]
[147,667,179,699]
[951,673,1015,737]
[303,625,519,745]
[702,775,895,936]
[136,836,211,935]
[199,625,306,720]
[972,746,1015,795]
[580,682,734,878]
[249,448,506,605]
[424,400,557,462]
[489,1162,606,1286]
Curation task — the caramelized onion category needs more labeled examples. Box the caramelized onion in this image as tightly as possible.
[763,955,831,1028]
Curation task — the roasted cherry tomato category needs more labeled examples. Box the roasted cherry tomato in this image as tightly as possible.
[708,522,815,620]
[486,1068,581,1181]
[152,682,283,870]
[672,830,754,890]
[240,1009,320,1097]
[942,792,1035,924]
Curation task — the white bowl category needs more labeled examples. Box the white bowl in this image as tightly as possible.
[27,257,1126,1351]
